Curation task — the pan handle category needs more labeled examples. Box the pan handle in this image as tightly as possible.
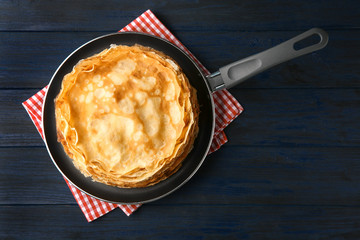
[206,28,329,92]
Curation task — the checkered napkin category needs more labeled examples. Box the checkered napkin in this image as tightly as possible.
[22,9,243,222]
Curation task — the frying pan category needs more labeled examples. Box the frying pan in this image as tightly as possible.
[43,28,328,204]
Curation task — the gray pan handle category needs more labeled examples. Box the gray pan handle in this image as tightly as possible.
[207,28,329,91]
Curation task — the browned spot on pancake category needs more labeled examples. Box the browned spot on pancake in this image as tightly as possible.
[132,70,143,79]
[114,86,126,102]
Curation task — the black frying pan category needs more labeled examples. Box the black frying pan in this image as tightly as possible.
[43,29,328,204]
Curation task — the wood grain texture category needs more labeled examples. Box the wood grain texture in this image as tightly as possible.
[2,205,360,240]
[1,30,359,89]
[227,88,360,147]
[2,146,360,206]
[0,90,45,146]
[0,0,358,31]
[1,0,360,238]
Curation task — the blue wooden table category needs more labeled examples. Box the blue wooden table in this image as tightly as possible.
[1,0,360,239]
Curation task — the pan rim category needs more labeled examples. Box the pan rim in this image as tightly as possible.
[41,31,215,204]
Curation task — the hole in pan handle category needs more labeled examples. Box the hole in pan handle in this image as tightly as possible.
[206,28,329,92]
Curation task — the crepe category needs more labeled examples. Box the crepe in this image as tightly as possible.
[55,44,199,188]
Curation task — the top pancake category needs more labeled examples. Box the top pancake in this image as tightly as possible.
[55,44,199,188]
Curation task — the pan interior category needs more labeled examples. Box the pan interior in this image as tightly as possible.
[43,32,214,203]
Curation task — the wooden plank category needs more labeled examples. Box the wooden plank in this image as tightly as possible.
[0,90,45,146]
[2,204,360,239]
[0,32,105,89]
[1,30,359,89]
[0,0,358,31]
[3,88,359,147]
[226,88,360,147]
[1,0,358,237]
[2,146,360,206]
[0,147,75,204]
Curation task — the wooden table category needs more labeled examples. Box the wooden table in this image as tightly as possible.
[1,0,359,239]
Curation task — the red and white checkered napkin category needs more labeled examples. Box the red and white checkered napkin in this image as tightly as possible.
[22,9,243,222]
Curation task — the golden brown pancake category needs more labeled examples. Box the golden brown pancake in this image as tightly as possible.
[55,44,199,188]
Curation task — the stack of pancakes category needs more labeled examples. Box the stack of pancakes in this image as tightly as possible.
[55,45,199,188]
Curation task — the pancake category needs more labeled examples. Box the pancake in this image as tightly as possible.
[55,44,199,188]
